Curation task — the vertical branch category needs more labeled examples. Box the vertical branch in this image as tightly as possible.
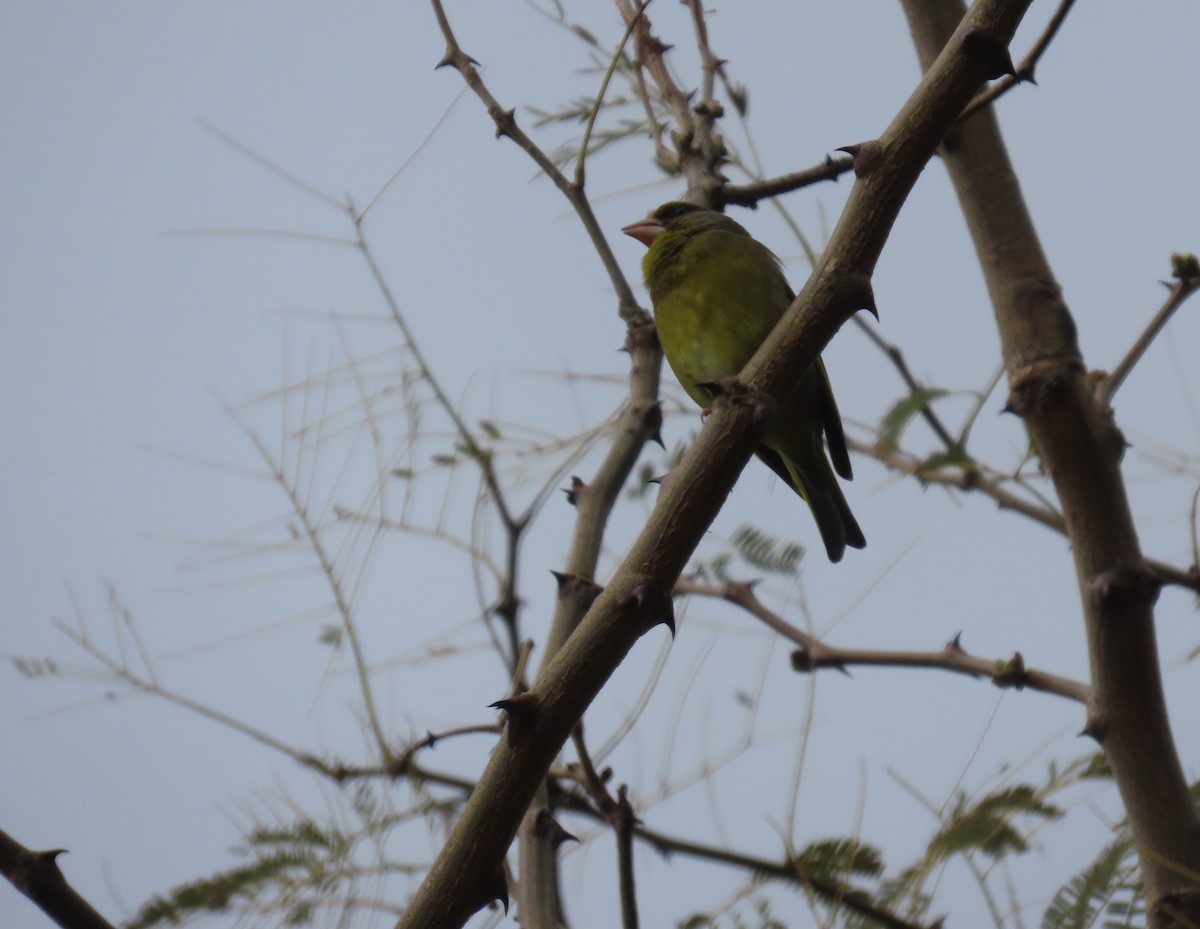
[899,1,1200,922]
[426,4,664,925]
[614,785,641,929]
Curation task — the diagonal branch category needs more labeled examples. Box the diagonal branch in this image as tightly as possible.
[430,0,645,325]
[1099,258,1200,409]
[0,828,117,929]
[958,0,1079,119]
[396,3,1037,926]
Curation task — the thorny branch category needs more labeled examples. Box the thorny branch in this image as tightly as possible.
[1099,254,1200,409]
[959,0,1079,119]
[430,0,645,325]
[674,579,1091,703]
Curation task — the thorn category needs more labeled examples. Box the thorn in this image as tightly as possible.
[960,26,1016,80]
[945,632,965,653]
[493,108,517,140]
[839,273,878,321]
[1079,715,1106,743]
[486,864,510,915]
[1088,567,1161,609]
[563,475,586,506]
[624,575,675,636]
[535,808,579,846]
[491,692,540,743]
[550,570,574,589]
[35,849,67,865]
[490,692,539,714]
[645,401,665,448]
[550,572,603,608]
[836,140,882,178]
[661,598,676,638]
[434,49,480,72]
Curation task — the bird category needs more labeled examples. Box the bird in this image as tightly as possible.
[623,201,865,562]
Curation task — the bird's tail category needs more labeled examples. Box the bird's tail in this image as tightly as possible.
[791,460,865,564]
[758,445,865,563]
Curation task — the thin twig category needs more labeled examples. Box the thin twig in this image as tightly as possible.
[849,436,1200,593]
[431,0,644,323]
[575,1,650,189]
[959,0,1079,120]
[54,616,328,769]
[237,416,392,758]
[853,315,961,450]
[674,579,1091,704]
[1099,271,1200,408]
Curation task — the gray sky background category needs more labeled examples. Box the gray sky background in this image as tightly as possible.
[3,2,1199,927]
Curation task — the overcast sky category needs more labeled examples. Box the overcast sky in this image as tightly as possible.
[3,2,1199,927]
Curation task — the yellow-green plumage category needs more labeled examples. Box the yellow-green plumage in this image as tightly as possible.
[624,201,865,562]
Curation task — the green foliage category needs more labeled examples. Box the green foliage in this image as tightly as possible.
[841,863,934,929]
[1041,839,1140,929]
[929,785,1062,862]
[126,785,407,928]
[729,525,804,577]
[126,831,327,929]
[878,388,950,455]
[726,82,749,117]
[677,895,787,929]
[916,445,976,477]
[793,837,884,885]
[1040,775,1200,929]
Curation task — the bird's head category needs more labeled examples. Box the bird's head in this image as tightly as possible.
[622,201,743,248]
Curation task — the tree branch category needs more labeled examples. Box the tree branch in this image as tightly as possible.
[901,0,1200,921]
[675,579,1091,703]
[1098,256,1200,409]
[0,828,117,929]
[396,2,1037,925]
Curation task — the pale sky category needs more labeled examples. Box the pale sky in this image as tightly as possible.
[3,2,1199,927]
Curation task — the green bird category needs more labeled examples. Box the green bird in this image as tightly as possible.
[623,201,865,562]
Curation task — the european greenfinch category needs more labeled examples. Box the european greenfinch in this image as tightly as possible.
[623,201,865,562]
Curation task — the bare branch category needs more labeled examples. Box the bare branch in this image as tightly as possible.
[1099,258,1200,408]
[722,154,854,206]
[959,0,1079,119]
[674,579,1091,703]
[0,828,117,929]
[430,0,645,324]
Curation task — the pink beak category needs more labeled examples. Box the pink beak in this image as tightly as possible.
[621,217,664,248]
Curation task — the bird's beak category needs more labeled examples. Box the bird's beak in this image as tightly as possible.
[622,217,663,248]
